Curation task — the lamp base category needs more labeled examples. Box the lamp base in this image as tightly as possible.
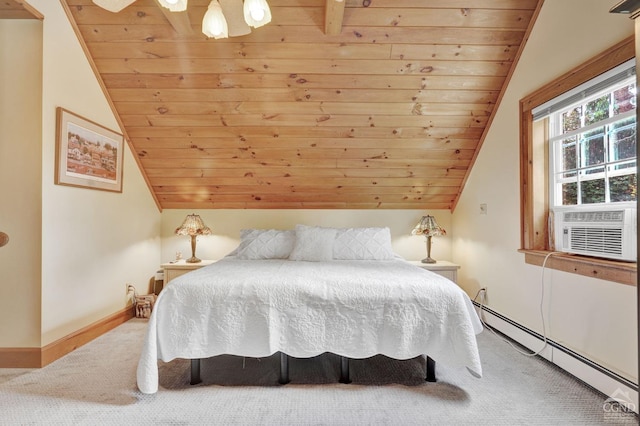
[422,235,436,264]
[186,256,201,263]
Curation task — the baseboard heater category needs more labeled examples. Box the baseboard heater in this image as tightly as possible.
[473,301,638,413]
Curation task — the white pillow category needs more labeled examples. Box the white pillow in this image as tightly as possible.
[333,227,394,260]
[288,225,337,262]
[236,229,295,260]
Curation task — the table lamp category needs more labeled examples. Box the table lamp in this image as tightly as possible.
[175,214,212,263]
[411,215,446,264]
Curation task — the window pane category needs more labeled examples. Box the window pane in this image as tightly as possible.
[610,174,638,202]
[611,159,636,172]
[562,106,581,133]
[581,129,605,167]
[585,94,610,125]
[580,178,606,204]
[562,182,577,205]
[561,137,578,171]
[582,165,605,176]
[613,83,636,115]
[610,117,636,162]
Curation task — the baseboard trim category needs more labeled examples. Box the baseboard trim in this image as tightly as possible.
[0,306,134,368]
[474,301,639,413]
[0,347,41,368]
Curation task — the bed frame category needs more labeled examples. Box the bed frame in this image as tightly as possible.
[189,354,436,385]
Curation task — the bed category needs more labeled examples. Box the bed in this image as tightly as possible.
[137,225,483,394]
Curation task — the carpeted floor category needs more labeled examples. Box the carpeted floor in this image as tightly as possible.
[0,318,637,425]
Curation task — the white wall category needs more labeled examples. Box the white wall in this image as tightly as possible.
[453,0,637,381]
[0,19,43,347]
[161,209,452,264]
[27,0,162,345]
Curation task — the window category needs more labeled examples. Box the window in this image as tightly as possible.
[519,37,637,286]
[534,60,637,209]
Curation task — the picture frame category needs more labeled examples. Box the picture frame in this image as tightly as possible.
[55,107,124,193]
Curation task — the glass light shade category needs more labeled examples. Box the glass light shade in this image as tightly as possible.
[157,0,188,12]
[202,0,229,39]
[175,214,212,236]
[411,215,446,237]
[243,0,271,28]
[250,7,264,21]
[92,0,137,13]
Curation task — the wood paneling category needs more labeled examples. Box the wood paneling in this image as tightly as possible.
[61,0,543,210]
[0,0,42,19]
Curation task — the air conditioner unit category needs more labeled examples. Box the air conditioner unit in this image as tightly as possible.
[553,205,637,262]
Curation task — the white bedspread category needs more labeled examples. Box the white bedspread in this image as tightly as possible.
[137,257,483,394]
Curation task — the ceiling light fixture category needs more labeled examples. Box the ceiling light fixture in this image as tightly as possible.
[202,0,229,39]
[157,0,188,12]
[92,0,270,39]
[91,0,137,13]
[243,0,271,28]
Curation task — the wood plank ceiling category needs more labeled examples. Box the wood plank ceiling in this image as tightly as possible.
[1,0,42,19]
[61,0,542,210]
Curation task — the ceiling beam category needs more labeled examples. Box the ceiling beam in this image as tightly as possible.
[324,0,345,35]
[154,0,194,36]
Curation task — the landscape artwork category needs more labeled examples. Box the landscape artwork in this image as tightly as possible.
[55,107,124,192]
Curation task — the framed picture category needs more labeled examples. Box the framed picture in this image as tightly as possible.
[55,107,124,193]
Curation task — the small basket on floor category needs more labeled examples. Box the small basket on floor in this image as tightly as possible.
[135,294,156,319]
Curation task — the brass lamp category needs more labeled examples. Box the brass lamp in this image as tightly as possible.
[411,215,446,264]
[175,214,212,263]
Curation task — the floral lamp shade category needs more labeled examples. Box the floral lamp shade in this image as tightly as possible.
[175,214,212,263]
[411,215,446,237]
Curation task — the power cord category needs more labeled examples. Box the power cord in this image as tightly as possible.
[473,251,559,357]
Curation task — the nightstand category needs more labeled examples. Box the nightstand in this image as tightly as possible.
[408,260,460,284]
[161,259,216,284]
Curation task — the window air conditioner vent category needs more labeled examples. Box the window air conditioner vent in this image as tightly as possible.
[553,206,636,262]
[567,227,623,256]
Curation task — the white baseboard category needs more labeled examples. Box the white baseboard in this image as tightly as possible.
[475,302,638,415]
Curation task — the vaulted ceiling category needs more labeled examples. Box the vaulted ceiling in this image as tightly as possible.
[1,0,42,19]
[55,0,542,210]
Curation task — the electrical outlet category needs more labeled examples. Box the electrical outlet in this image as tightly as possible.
[480,203,487,215]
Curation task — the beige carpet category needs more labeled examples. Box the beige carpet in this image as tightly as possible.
[0,318,637,425]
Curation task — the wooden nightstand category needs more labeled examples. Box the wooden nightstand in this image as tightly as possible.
[161,259,216,284]
[408,260,460,284]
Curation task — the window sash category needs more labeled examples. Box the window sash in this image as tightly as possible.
[548,109,635,144]
[532,58,635,121]
[549,111,636,207]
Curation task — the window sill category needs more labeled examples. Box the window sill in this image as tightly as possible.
[520,249,637,286]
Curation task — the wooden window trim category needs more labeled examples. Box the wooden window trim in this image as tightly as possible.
[519,35,637,287]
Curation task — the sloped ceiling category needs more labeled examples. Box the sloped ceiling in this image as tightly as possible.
[60,0,542,210]
[1,0,42,19]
